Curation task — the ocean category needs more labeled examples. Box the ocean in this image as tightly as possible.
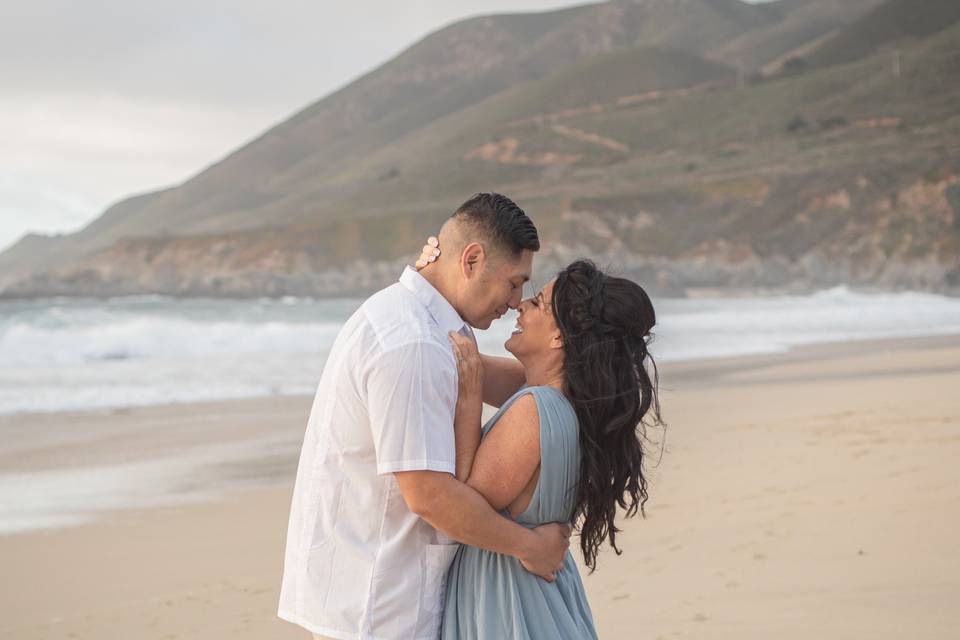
[3,286,960,534]
[2,287,960,416]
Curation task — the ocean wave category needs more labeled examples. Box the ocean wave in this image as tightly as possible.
[1,290,959,414]
[0,317,345,366]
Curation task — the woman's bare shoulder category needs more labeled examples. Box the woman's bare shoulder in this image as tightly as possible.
[498,391,539,424]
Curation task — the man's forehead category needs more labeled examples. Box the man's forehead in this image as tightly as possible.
[503,261,532,282]
[489,246,532,277]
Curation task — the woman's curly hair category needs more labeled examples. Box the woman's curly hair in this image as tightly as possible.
[552,259,662,571]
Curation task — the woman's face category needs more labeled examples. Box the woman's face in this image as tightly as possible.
[505,278,562,359]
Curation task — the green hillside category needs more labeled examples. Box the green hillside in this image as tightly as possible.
[708,0,887,70]
[2,0,955,297]
[0,0,854,274]
[805,0,960,69]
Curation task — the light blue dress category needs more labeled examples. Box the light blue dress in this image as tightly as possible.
[440,385,598,640]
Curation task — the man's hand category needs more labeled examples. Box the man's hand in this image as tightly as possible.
[395,471,572,581]
[518,522,572,582]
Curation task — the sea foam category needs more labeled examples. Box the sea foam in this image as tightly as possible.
[1,289,959,415]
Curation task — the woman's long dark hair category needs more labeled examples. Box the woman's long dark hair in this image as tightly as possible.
[552,259,662,571]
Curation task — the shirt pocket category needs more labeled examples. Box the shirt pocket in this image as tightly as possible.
[421,543,459,637]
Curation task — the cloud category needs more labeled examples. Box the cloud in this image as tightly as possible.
[1,0,586,108]
[0,173,98,250]
[0,93,279,251]
[0,0,591,251]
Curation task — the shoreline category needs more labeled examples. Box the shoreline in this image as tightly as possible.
[1,333,959,535]
[4,288,959,416]
[0,334,958,638]
[2,330,959,421]
[2,277,959,302]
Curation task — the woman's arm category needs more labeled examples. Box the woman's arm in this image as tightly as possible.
[479,354,526,407]
[465,393,541,513]
[450,332,483,482]
[450,335,542,515]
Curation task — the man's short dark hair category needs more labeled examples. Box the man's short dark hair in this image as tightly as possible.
[452,193,540,257]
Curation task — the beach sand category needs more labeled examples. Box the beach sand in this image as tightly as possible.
[1,336,958,639]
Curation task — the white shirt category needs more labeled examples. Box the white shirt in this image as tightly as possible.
[279,267,468,640]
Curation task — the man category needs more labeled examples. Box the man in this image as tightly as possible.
[278,193,571,640]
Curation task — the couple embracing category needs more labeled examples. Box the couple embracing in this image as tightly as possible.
[278,193,661,639]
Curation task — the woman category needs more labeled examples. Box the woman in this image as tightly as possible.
[416,240,662,639]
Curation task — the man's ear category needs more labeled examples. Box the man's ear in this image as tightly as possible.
[460,242,485,278]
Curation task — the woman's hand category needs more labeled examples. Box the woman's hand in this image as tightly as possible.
[415,236,440,270]
[449,331,482,414]
[449,330,483,481]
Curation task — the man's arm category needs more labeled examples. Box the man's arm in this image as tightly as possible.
[366,337,565,577]
[479,354,526,408]
[394,470,570,582]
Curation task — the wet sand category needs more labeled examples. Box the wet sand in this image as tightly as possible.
[1,336,958,639]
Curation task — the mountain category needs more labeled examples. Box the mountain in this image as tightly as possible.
[3,0,956,298]
[2,0,774,265]
[804,0,960,69]
[708,0,888,70]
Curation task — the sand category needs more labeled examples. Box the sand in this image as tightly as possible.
[1,336,958,639]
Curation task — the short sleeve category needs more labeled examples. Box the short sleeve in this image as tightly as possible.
[365,341,457,475]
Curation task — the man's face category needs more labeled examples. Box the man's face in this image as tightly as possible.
[461,249,534,330]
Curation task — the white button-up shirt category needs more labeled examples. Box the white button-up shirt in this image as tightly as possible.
[279,267,468,640]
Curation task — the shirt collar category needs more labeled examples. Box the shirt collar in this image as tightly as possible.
[399,266,469,336]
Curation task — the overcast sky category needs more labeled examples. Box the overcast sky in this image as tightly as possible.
[0,0,771,253]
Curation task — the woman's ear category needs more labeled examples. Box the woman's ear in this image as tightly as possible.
[549,332,564,350]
